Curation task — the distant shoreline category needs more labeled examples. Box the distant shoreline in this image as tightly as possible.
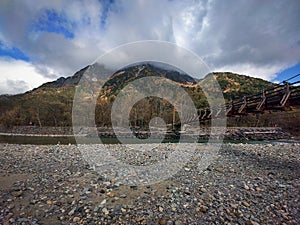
[0,126,294,143]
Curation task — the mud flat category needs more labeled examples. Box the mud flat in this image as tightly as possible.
[0,142,299,224]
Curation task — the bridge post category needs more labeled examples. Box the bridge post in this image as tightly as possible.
[208,108,212,118]
[215,104,222,117]
[280,81,291,107]
[238,96,247,114]
[256,89,266,111]
[201,109,207,120]
[226,100,233,116]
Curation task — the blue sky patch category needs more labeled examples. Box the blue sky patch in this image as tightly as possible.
[0,41,30,61]
[100,0,115,30]
[274,62,300,83]
[32,9,75,39]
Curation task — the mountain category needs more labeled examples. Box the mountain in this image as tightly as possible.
[40,66,90,88]
[0,63,276,128]
[38,63,197,90]
[212,72,275,99]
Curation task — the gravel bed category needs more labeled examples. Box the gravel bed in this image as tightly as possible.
[0,142,299,225]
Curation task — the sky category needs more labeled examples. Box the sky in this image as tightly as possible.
[0,0,299,94]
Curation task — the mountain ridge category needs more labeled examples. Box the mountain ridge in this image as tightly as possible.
[0,63,275,127]
[37,62,198,90]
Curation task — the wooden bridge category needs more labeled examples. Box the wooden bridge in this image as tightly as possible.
[178,74,300,125]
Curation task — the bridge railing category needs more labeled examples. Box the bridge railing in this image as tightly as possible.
[179,73,300,124]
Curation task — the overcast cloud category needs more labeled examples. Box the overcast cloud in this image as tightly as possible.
[0,0,299,94]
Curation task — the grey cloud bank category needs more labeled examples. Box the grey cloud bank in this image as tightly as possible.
[0,0,299,94]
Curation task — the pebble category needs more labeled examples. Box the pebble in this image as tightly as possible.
[242,201,250,207]
[199,205,208,213]
[158,218,167,225]
[107,192,115,198]
[121,208,127,213]
[244,184,250,190]
[250,221,260,225]
[12,190,23,197]
[68,207,76,216]
[102,207,109,215]
[135,217,145,223]
[200,187,207,193]
[17,218,28,223]
[7,203,15,209]
[120,194,127,198]
[100,199,107,206]
[255,187,262,192]
[72,217,81,223]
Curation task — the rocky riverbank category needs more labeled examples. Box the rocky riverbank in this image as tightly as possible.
[0,143,299,224]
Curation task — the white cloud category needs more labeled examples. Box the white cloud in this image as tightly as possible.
[172,0,300,80]
[0,58,51,94]
[213,63,284,81]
